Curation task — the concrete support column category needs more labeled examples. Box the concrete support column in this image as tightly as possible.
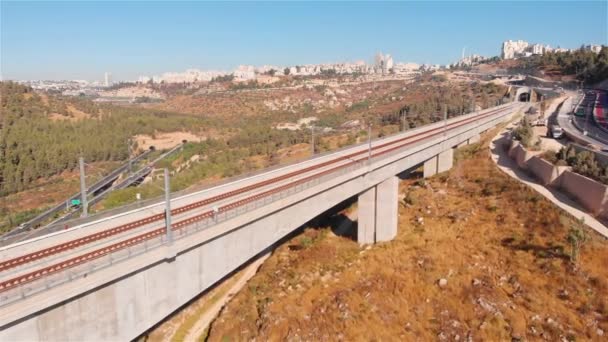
[357,176,399,244]
[437,148,454,174]
[424,148,454,178]
[423,155,438,178]
[468,134,480,144]
[375,176,399,242]
[357,186,376,245]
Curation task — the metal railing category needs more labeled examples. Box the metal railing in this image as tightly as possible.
[3,103,515,249]
[0,104,517,306]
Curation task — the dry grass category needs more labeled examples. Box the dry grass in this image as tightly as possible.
[133,131,206,151]
[1,161,120,213]
[206,131,608,341]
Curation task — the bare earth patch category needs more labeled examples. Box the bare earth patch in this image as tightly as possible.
[48,104,91,122]
[134,131,206,151]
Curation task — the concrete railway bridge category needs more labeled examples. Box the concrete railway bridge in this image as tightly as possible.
[0,102,525,341]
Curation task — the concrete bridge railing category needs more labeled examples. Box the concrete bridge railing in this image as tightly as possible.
[0,103,523,341]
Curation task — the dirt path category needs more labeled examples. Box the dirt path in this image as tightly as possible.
[490,117,608,238]
[183,252,271,341]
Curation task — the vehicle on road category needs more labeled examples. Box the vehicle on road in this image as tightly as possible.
[548,125,564,139]
[533,118,546,126]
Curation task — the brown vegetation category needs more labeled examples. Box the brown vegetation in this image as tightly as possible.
[206,131,608,341]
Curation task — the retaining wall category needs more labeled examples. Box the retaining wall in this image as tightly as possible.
[560,170,608,216]
[508,139,608,217]
[509,142,533,169]
[526,156,568,186]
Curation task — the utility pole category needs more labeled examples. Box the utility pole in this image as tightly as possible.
[443,104,448,135]
[164,168,173,244]
[127,138,133,174]
[311,125,315,156]
[402,110,407,132]
[367,124,372,164]
[79,157,88,218]
[583,105,590,135]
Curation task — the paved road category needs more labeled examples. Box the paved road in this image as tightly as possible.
[491,121,608,238]
[557,91,608,148]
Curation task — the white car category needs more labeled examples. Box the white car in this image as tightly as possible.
[548,125,563,139]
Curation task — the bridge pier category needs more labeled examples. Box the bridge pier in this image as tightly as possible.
[423,148,454,178]
[357,176,399,245]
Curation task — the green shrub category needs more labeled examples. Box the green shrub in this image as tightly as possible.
[403,192,418,205]
[555,146,608,184]
[512,118,535,148]
[567,218,587,263]
[540,150,559,164]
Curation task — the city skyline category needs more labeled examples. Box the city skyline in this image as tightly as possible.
[1,1,607,81]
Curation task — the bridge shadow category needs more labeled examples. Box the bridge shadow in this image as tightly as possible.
[397,164,421,180]
[304,196,358,241]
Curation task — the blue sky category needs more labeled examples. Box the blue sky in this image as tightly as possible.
[1,1,607,81]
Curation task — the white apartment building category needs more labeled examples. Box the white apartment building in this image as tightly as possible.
[374,52,394,74]
[585,44,603,54]
[393,62,420,74]
[233,65,256,81]
[501,40,529,59]
[530,43,545,55]
[501,39,598,59]
[104,72,112,87]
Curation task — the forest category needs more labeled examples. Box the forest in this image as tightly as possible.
[0,82,208,195]
[1,77,507,210]
[382,81,507,128]
[519,46,608,84]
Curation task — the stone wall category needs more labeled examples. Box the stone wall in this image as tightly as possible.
[507,139,608,218]
[526,156,568,186]
[560,170,608,216]
[508,141,533,169]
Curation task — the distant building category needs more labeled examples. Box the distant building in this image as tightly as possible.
[530,43,545,55]
[454,54,488,67]
[104,72,112,87]
[502,40,529,59]
[393,62,420,74]
[584,44,603,54]
[374,52,394,75]
[553,47,570,53]
[233,65,256,82]
[501,39,586,59]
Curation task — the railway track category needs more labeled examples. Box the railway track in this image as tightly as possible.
[0,104,518,293]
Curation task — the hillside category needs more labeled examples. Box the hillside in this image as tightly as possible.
[150,75,507,128]
[205,131,608,341]
[480,47,608,84]
[1,76,508,231]
[0,82,207,195]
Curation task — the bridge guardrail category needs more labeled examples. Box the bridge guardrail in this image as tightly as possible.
[2,103,514,248]
[0,104,519,307]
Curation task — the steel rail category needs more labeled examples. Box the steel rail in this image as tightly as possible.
[0,105,514,274]
[0,105,516,293]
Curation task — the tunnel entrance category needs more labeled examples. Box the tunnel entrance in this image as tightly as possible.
[519,92,530,102]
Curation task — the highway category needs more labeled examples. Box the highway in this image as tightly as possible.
[1,149,155,239]
[0,103,523,304]
[0,144,189,246]
[557,90,608,149]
